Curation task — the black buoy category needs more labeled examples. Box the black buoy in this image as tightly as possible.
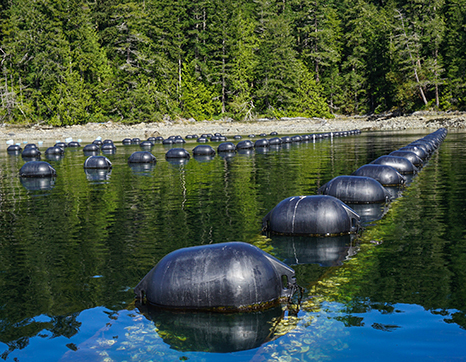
[83,155,112,169]
[281,136,292,143]
[269,137,282,145]
[55,142,67,148]
[317,176,390,204]
[92,139,103,146]
[263,195,360,236]
[291,135,302,142]
[233,135,242,140]
[165,148,190,159]
[197,137,208,143]
[236,140,254,150]
[389,150,423,167]
[19,161,57,177]
[7,145,22,153]
[122,138,132,145]
[371,155,418,174]
[192,145,215,156]
[140,141,154,148]
[22,148,41,158]
[134,242,297,311]
[45,146,65,155]
[24,144,37,150]
[83,144,100,152]
[101,142,116,151]
[68,141,81,147]
[217,142,236,153]
[254,139,269,148]
[132,138,141,145]
[163,139,174,145]
[128,151,156,163]
[352,164,406,186]
[398,145,428,161]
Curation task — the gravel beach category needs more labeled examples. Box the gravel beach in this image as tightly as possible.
[2,112,465,145]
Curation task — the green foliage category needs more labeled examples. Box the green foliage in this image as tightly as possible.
[1,0,466,124]
[180,60,218,120]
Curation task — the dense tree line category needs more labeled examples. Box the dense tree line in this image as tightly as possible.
[0,0,465,125]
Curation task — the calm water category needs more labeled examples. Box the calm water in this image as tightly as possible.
[1,129,466,361]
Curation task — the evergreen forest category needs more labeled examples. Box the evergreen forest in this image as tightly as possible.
[0,0,465,125]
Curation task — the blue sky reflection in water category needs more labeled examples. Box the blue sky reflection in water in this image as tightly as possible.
[1,130,466,361]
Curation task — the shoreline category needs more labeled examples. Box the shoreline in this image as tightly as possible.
[1,113,465,145]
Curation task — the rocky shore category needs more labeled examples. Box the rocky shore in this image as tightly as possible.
[1,112,465,145]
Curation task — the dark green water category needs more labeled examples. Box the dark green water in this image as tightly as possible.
[1,129,465,361]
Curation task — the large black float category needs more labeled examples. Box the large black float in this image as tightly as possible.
[83,155,112,169]
[134,242,297,311]
[318,175,390,204]
[19,161,57,177]
[371,155,418,174]
[352,164,406,186]
[262,195,360,236]
[128,151,156,164]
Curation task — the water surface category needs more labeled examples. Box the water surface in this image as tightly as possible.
[1,129,465,361]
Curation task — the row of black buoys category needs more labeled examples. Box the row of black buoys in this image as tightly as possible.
[263,128,447,236]
[134,242,297,311]
[134,129,365,313]
[262,195,360,236]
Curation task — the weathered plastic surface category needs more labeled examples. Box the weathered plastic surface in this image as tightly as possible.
[101,142,116,151]
[254,139,269,147]
[389,150,423,167]
[371,155,418,174]
[269,137,282,145]
[83,155,112,169]
[192,145,215,156]
[165,148,190,159]
[262,195,360,236]
[236,140,254,149]
[140,141,154,148]
[7,145,22,153]
[128,151,156,163]
[398,145,428,160]
[217,142,236,153]
[19,161,57,178]
[45,146,64,155]
[134,242,296,311]
[83,144,100,152]
[352,164,406,186]
[318,175,390,203]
